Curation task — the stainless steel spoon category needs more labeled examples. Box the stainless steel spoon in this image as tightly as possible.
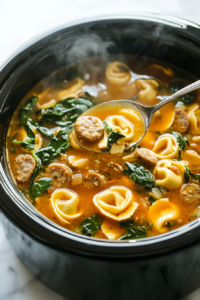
[73,79,200,152]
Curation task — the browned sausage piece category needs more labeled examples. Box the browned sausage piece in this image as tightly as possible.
[14,154,36,183]
[170,108,189,133]
[85,171,106,188]
[136,148,158,165]
[46,163,72,188]
[74,116,104,142]
[180,183,200,203]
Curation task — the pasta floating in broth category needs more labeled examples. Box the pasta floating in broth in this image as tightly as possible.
[6,56,200,240]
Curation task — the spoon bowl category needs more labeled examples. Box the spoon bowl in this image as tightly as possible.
[73,79,200,153]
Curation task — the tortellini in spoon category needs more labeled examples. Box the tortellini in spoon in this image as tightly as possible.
[93,186,138,221]
[51,189,82,225]
[188,103,200,133]
[154,159,187,189]
[153,134,179,159]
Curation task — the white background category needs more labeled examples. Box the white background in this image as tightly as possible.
[1,0,200,299]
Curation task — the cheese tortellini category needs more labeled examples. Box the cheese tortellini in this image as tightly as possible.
[105,61,131,85]
[153,134,179,159]
[93,186,138,221]
[101,219,125,240]
[148,198,179,233]
[136,79,159,102]
[146,64,174,78]
[98,115,135,154]
[182,150,200,164]
[58,77,84,100]
[188,103,200,133]
[36,77,84,109]
[51,189,81,225]
[154,159,186,189]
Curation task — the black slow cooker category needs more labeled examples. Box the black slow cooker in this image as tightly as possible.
[1,13,200,300]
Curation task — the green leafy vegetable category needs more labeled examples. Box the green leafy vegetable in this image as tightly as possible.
[36,127,69,165]
[38,97,94,127]
[120,220,150,240]
[20,190,26,195]
[172,131,189,151]
[29,150,43,200]
[148,196,156,205]
[184,165,200,183]
[19,95,37,127]
[179,93,194,105]
[169,81,183,93]
[168,82,194,105]
[123,162,158,191]
[30,178,52,200]
[103,121,125,150]
[27,119,54,137]
[78,214,101,237]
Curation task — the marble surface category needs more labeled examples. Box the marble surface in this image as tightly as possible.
[1,0,200,299]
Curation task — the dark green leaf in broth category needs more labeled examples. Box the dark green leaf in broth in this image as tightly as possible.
[29,150,42,200]
[120,220,147,240]
[30,177,52,200]
[78,214,101,237]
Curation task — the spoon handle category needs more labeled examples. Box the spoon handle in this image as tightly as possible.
[154,79,200,111]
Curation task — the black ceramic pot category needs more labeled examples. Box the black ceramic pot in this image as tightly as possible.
[1,13,200,300]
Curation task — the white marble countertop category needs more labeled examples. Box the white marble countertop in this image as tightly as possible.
[1,0,200,299]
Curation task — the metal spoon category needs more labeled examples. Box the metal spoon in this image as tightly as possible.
[73,79,200,152]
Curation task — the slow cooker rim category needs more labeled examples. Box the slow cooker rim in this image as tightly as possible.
[1,12,200,257]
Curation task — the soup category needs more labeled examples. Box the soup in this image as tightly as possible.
[6,56,200,240]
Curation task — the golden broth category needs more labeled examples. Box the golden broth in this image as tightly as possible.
[6,56,200,240]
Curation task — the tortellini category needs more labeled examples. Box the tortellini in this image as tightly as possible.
[58,77,84,100]
[93,186,138,221]
[98,115,135,154]
[36,77,84,109]
[51,189,81,225]
[136,79,159,102]
[188,103,200,133]
[101,219,125,240]
[154,159,186,189]
[146,64,174,78]
[182,150,200,164]
[153,134,179,159]
[148,198,179,233]
[105,61,131,85]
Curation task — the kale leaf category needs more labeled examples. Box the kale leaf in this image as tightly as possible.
[30,178,52,200]
[123,162,158,191]
[38,97,94,127]
[172,131,189,150]
[78,214,101,237]
[168,81,183,93]
[36,127,70,165]
[27,119,54,137]
[19,95,37,127]
[119,220,150,240]
[103,121,125,150]
[29,150,43,200]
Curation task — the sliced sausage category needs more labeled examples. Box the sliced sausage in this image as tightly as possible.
[85,171,106,188]
[58,153,68,165]
[46,163,72,188]
[170,108,189,133]
[14,154,36,183]
[136,148,158,165]
[74,116,104,142]
[180,183,200,203]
